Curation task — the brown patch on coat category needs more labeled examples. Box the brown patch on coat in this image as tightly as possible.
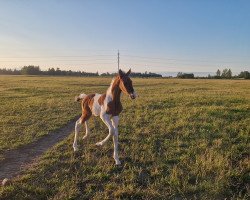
[98,94,106,105]
[109,77,123,116]
[89,95,95,109]
[80,94,95,123]
[97,76,123,116]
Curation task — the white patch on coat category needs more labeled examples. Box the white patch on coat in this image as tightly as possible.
[92,93,101,116]
[103,78,114,111]
[79,93,87,99]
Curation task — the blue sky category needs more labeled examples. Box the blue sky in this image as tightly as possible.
[0,0,249,74]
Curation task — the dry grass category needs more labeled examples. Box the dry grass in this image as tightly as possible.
[0,76,249,199]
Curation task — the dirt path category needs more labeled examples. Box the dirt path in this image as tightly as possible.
[0,115,80,180]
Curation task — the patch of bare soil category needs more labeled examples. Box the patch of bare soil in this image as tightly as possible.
[0,116,80,180]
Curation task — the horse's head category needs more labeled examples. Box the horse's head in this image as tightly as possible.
[118,69,137,99]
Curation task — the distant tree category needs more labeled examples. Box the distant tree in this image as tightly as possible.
[227,69,232,79]
[177,72,194,79]
[221,68,228,78]
[20,65,41,75]
[0,68,8,75]
[216,69,221,77]
[13,69,20,75]
[238,71,250,79]
[48,68,56,75]
[100,72,111,76]
[177,72,183,77]
[56,68,61,75]
[67,70,72,76]
[220,68,232,79]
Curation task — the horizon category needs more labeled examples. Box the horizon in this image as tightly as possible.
[1,65,241,77]
[0,0,250,73]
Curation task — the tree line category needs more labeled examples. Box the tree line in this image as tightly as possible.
[176,68,250,79]
[208,68,250,79]
[0,66,98,76]
[0,66,162,78]
[0,66,249,79]
[99,71,162,78]
[176,72,194,79]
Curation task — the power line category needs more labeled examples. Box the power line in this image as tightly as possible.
[0,52,248,63]
[0,53,248,67]
[0,54,115,59]
[122,54,248,64]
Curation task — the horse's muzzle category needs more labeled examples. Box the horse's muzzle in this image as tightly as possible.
[130,92,137,99]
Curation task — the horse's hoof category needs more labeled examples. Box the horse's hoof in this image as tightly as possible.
[82,136,88,140]
[95,142,103,146]
[73,145,79,152]
[115,160,121,165]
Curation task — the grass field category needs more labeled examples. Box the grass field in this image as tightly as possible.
[0,76,108,158]
[0,76,249,199]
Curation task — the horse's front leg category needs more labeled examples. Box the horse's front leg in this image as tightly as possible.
[111,116,121,165]
[96,113,114,146]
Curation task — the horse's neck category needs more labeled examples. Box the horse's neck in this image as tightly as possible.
[112,84,122,103]
[106,78,122,103]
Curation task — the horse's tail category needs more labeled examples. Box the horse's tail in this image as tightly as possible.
[75,93,87,102]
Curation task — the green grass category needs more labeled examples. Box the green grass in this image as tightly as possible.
[0,76,249,199]
[0,76,111,157]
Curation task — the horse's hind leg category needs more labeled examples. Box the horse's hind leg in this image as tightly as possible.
[82,121,90,140]
[73,117,82,152]
[73,114,91,152]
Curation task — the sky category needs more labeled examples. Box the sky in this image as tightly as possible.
[0,0,250,74]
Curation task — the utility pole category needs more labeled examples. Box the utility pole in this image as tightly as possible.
[117,50,120,71]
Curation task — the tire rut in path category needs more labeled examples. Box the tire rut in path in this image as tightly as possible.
[0,115,80,180]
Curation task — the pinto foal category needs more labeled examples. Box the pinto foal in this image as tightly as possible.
[73,69,136,165]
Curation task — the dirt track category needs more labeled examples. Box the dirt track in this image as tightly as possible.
[0,115,80,180]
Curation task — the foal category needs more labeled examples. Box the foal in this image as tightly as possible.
[73,69,136,165]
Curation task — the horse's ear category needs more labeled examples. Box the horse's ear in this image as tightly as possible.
[119,69,124,77]
[126,69,131,76]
